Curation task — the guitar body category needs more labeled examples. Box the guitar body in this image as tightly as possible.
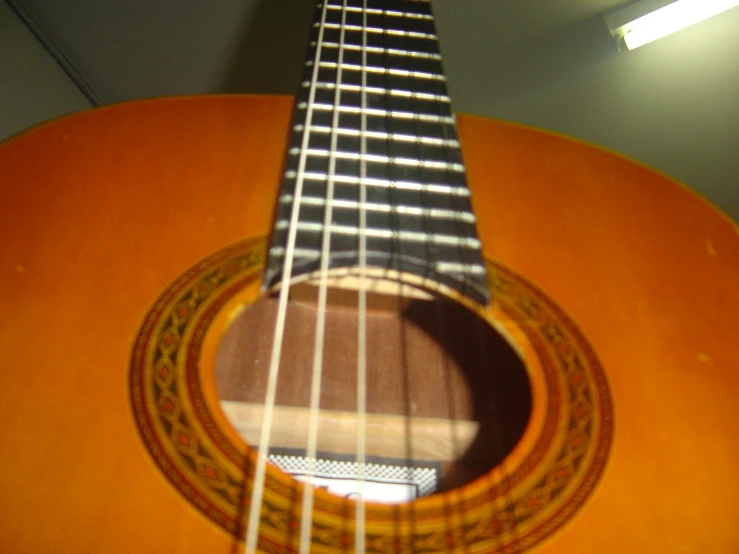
[1,95,737,553]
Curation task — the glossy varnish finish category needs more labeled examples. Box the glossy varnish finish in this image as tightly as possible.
[0,96,738,552]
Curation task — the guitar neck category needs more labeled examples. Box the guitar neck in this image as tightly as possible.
[265,0,489,305]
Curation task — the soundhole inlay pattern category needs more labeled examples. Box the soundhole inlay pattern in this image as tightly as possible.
[130,237,613,552]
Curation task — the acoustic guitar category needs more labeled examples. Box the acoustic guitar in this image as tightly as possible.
[1,1,738,552]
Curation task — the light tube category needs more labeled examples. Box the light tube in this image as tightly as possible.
[621,0,739,50]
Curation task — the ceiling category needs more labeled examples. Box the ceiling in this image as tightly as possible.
[6,0,739,220]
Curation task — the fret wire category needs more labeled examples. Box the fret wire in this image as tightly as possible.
[325,4,433,20]
[318,22,436,39]
[289,147,464,171]
[268,247,485,274]
[285,170,471,195]
[316,42,442,59]
[269,246,321,258]
[317,51,444,76]
[273,221,482,247]
[434,262,486,274]
[270,246,484,262]
[294,124,459,147]
[314,61,445,81]
[299,102,455,123]
[283,205,477,239]
[279,195,476,222]
[302,81,451,102]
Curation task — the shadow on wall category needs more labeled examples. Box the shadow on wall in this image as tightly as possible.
[220,0,315,95]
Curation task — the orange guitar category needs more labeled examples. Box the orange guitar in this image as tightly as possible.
[1,1,738,552]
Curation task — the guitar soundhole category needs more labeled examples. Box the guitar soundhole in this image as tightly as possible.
[214,291,532,503]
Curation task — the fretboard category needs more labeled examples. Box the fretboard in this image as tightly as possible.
[265,0,489,305]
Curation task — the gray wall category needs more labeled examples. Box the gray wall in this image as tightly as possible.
[0,1,91,141]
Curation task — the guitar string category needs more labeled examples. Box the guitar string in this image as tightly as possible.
[440,83,517,547]
[391,0,452,544]
[401,0,454,509]
[306,2,491,551]
[412,0,507,546]
[395,284,415,550]
[426,58,478,554]
[249,2,496,551]
[408,3,521,547]
[437,105,513,554]
[243,2,331,552]
[426,33,521,554]
[472,315,521,551]
[409,6,469,546]
[298,0,350,551]
[354,0,369,552]
[366,3,404,546]
[382,5,418,549]
[441,82,523,545]
[301,2,515,551]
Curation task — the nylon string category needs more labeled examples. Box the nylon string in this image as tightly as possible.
[423,29,473,551]
[416,9,515,548]
[244,2,331,552]
[413,14,467,544]
[298,0,350,552]
[354,0,369,551]
[399,6,432,544]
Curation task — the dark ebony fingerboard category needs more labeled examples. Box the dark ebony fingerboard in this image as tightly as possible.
[265,0,489,305]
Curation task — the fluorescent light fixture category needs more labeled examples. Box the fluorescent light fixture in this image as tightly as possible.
[605,0,739,50]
